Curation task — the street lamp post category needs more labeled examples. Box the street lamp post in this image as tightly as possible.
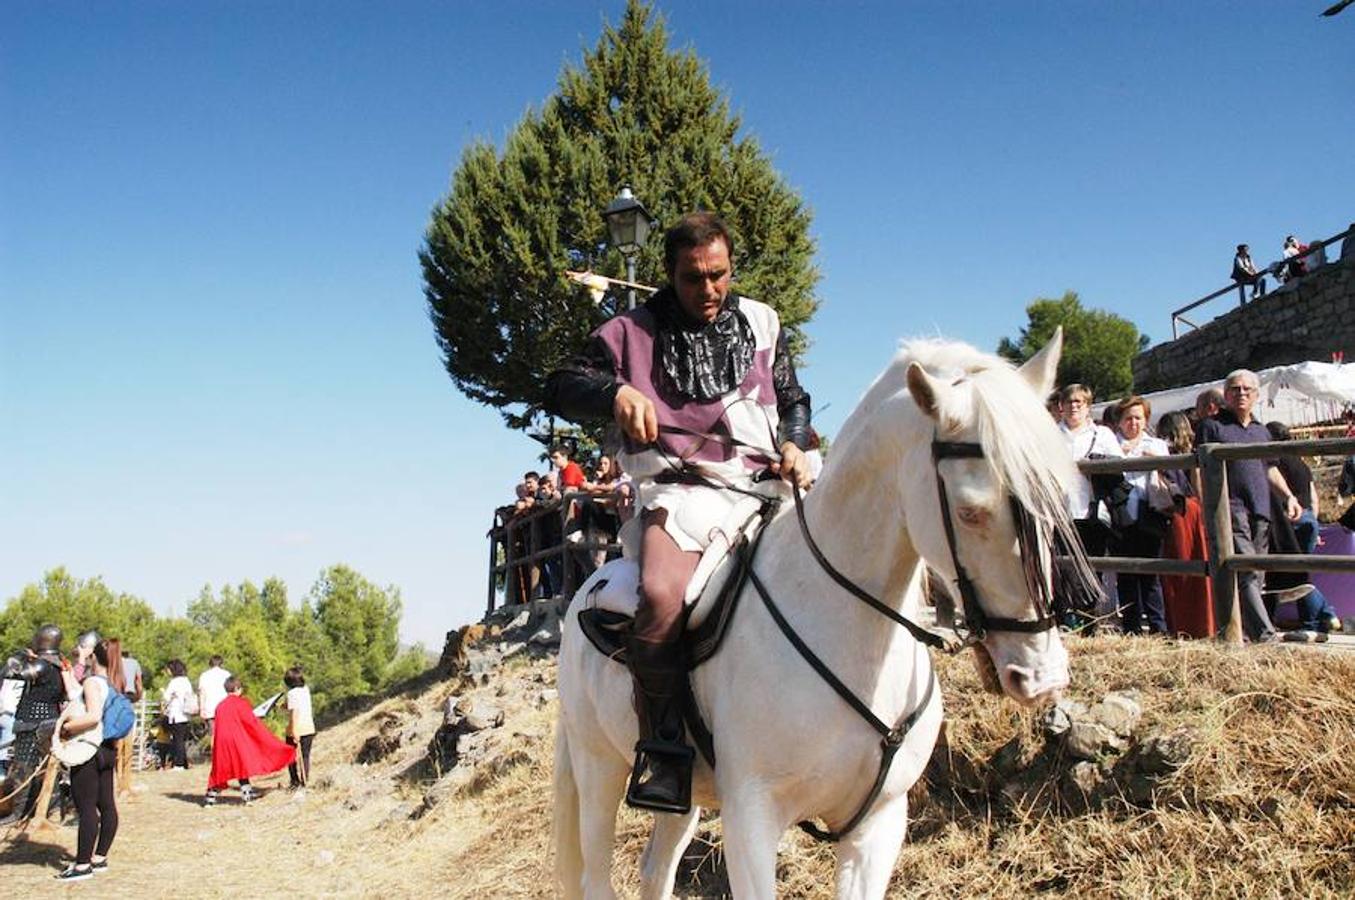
[602,186,654,311]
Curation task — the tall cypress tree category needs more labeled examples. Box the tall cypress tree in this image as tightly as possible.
[420,1,818,431]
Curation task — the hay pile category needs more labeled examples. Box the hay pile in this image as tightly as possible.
[412,637,1353,898]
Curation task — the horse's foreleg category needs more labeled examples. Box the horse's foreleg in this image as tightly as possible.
[553,721,586,900]
[572,752,630,900]
[638,807,701,900]
[832,794,909,900]
[718,789,784,900]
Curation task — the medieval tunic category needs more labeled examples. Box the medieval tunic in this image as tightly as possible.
[547,290,810,553]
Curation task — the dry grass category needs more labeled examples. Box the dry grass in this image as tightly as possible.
[3,639,1352,897]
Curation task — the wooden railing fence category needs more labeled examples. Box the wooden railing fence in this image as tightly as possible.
[485,438,1355,645]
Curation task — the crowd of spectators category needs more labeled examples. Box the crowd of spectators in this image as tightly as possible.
[1230,224,1354,303]
[1055,369,1348,643]
[496,444,635,603]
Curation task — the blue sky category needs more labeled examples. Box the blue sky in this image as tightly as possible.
[2,2,1351,648]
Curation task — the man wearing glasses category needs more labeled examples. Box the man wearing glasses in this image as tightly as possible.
[1197,369,1303,642]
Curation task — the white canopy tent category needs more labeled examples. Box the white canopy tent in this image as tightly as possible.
[1095,361,1355,428]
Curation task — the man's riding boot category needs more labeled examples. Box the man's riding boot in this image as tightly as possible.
[624,635,694,814]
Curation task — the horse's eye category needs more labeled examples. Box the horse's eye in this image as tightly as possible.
[956,506,990,528]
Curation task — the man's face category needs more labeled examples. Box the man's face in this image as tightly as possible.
[1225,378,1258,421]
[671,238,732,323]
[550,451,566,470]
[524,476,539,493]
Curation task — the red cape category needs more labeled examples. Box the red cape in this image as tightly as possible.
[208,694,296,790]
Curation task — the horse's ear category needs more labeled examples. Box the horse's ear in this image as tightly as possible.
[906,362,944,419]
[1017,326,1063,399]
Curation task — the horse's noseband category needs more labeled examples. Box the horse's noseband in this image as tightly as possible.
[931,438,1058,640]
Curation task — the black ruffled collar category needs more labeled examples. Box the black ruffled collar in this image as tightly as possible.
[647,288,755,402]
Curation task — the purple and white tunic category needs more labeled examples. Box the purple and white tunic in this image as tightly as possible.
[547,291,811,553]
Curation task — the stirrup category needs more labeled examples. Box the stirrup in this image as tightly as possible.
[626,738,695,814]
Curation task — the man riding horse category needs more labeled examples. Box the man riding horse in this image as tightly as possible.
[546,212,814,813]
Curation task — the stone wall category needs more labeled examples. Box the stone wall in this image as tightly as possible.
[1133,256,1355,393]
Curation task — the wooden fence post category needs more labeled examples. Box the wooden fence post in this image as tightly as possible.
[486,516,500,616]
[559,500,573,603]
[1199,445,1242,645]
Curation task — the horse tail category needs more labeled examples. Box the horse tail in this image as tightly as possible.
[552,717,584,899]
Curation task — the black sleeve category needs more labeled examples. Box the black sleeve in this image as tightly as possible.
[772,329,812,451]
[544,335,620,424]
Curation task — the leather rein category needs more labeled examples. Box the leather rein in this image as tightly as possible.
[651,424,1057,841]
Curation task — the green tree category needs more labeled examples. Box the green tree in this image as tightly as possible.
[260,577,289,625]
[420,0,819,431]
[309,565,403,694]
[2,566,427,710]
[0,568,161,663]
[281,599,342,709]
[0,568,211,693]
[997,291,1149,399]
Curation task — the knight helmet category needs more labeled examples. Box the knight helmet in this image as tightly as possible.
[31,624,63,656]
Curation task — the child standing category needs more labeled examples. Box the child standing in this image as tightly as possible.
[282,667,315,789]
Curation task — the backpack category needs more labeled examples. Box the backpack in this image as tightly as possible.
[94,675,137,740]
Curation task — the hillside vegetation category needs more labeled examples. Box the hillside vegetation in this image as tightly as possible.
[5,630,1352,897]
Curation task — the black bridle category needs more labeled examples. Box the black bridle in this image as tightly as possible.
[931,439,1059,640]
[647,424,1062,840]
[652,423,1060,649]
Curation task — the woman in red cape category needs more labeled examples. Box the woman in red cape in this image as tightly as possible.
[206,676,295,804]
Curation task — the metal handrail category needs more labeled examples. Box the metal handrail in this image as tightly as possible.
[1169,225,1354,339]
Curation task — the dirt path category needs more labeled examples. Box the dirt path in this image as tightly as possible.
[0,727,521,898]
[1,767,330,893]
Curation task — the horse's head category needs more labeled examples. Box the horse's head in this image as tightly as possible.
[897,329,1087,706]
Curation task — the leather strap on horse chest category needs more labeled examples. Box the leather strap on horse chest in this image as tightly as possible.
[748,566,937,843]
[791,485,950,651]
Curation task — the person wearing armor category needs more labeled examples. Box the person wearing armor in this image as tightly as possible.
[0,624,67,824]
[546,212,813,813]
[71,629,101,683]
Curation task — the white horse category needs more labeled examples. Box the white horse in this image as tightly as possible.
[553,331,1086,899]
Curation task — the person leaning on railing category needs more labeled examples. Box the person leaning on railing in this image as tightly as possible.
[1056,383,1123,629]
[576,454,626,569]
[535,472,564,598]
[1196,369,1303,643]
[1263,422,1342,638]
[1058,383,1123,556]
[1108,396,1172,636]
[498,471,543,605]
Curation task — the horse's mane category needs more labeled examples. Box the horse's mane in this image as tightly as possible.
[836,337,1099,599]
